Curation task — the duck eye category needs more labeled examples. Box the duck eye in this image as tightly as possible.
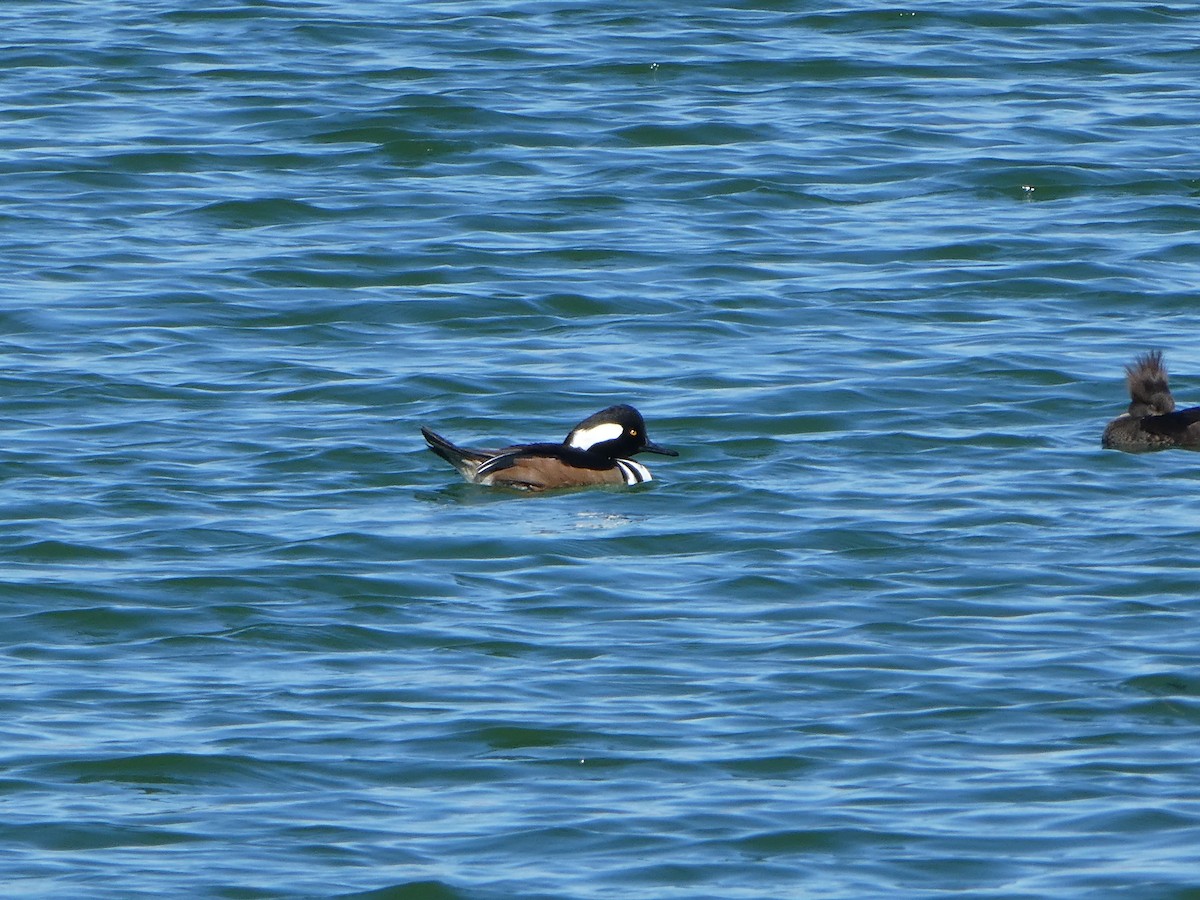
[630,429,638,436]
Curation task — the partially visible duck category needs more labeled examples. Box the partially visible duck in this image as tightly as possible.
[421,404,677,490]
[1102,351,1200,451]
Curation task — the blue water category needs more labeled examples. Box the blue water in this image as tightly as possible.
[5,2,1200,897]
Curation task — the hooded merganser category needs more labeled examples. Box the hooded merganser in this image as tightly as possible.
[421,404,678,490]
[1102,351,1200,451]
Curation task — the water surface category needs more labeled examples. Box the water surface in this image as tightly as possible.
[4,2,1200,897]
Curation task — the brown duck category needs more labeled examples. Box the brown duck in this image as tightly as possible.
[1102,351,1200,451]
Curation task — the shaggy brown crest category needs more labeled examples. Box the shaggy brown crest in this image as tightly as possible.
[1124,350,1174,417]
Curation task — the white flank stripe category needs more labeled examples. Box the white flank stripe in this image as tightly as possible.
[616,459,652,485]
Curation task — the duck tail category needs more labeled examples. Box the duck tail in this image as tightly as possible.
[421,426,488,480]
[1126,350,1175,416]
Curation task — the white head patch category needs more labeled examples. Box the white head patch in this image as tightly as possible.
[567,421,624,451]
